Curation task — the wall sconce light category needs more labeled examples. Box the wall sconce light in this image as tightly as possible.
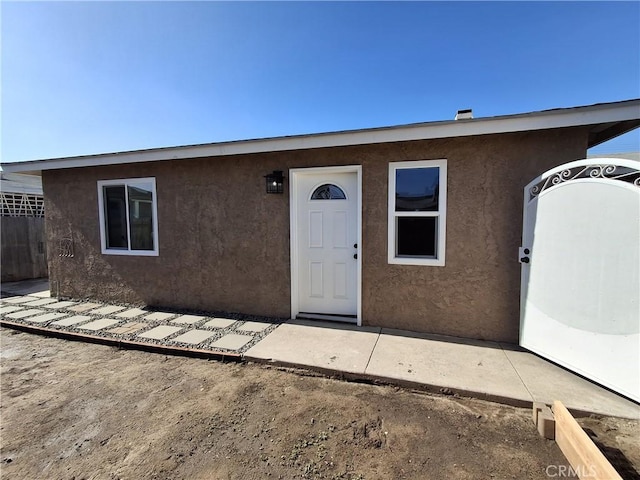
[265,170,284,194]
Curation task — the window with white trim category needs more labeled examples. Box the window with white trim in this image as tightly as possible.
[388,160,447,266]
[97,178,159,256]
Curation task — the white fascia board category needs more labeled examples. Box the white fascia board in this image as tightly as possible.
[2,99,639,174]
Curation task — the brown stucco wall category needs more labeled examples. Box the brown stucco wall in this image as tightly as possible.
[43,126,588,343]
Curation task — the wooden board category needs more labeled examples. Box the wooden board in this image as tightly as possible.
[553,400,621,480]
[1,216,48,281]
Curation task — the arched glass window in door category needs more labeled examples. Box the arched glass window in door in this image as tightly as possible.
[310,184,346,200]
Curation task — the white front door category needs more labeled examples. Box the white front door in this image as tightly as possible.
[292,169,359,319]
[520,158,640,402]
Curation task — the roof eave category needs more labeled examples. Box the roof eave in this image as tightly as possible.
[2,99,639,174]
[587,119,640,148]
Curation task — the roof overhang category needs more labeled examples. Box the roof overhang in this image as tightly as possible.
[0,172,44,195]
[2,99,639,175]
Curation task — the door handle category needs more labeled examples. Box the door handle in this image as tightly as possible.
[353,243,358,248]
[520,257,530,264]
[353,253,358,259]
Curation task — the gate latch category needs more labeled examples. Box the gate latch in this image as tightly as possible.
[519,247,531,264]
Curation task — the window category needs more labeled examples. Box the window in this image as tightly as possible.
[97,178,159,256]
[310,183,347,200]
[388,160,447,266]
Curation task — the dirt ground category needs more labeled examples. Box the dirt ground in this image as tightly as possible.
[1,328,638,480]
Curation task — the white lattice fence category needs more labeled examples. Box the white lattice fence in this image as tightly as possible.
[0,193,44,217]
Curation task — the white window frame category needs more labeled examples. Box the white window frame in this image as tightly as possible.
[97,177,159,256]
[388,159,447,266]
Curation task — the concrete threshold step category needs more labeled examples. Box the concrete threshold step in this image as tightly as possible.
[296,313,357,323]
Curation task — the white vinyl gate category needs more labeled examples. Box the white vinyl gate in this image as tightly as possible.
[520,158,640,402]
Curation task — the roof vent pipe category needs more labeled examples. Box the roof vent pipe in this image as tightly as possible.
[455,109,473,120]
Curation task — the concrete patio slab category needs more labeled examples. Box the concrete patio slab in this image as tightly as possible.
[43,301,78,309]
[143,312,176,322]
[88,305,127,316]
[0,305,24,315]
[68,302,103,313]
[0,278,49,296]
[52,315,92,327]
[3,296,37,305]
[172,329,216,345]
[502,347,640,419]
[365,329,532,404]
[0,296,21,303]
[23,312,68,324]
[78,318,121,331]
[237,321,271,333]
[6,309,45,319]
[171,315,206,325]
[21,298,59,307]
[108,322,149,335]
[245,320,381,374]
[29,290,51,298]
[115,308,148,318]
[211,333,254,350]
[138,325,182,340]
[204,318,236,329]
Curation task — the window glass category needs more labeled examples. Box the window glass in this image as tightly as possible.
[395,168,439,211]
[397,217,437,257]
[104,186,127,249]
[311,184,346,200]
[128,183,154,250]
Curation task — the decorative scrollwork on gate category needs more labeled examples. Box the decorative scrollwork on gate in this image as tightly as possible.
[529,164,640,200]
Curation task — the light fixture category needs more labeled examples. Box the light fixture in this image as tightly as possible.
[265,170,284,194]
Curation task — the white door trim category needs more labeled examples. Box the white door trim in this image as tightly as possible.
[290,165,362,325]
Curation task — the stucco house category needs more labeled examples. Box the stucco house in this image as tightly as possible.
[2,99,639,348]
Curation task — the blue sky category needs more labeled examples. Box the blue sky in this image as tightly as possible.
[2,1,639,163]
